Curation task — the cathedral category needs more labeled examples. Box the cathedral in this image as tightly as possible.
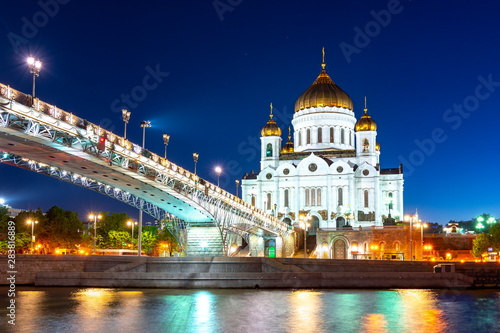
[241,54,404,235]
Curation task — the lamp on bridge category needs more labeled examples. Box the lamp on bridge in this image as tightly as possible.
[299,214,311,258]
[122,109,131,139]
[89,213,102,254]
[214,166,222,187]
[127,220,138,249]
[26,219,38,252]
[140,121,151,149]
[193,152,199,175]
[27,56,42,106]
[163,133,170,159]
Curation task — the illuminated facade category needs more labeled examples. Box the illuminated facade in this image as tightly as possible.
[241,56,404,234]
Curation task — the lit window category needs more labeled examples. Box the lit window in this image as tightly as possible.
[266,143,272,157]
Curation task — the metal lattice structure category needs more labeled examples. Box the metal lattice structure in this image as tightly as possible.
[0,83,293,253]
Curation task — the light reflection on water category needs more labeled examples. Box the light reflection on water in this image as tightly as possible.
[1,287,499,333]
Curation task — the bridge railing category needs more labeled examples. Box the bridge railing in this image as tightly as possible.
[0,82,288,232]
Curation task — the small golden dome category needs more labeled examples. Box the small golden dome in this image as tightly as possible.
[294,51,353,112]
[281,127,294,153]
[376,142,380,151]
[355,99,377,131]
[261,103,282,137]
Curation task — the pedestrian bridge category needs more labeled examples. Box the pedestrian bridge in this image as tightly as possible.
[0,83,295,257]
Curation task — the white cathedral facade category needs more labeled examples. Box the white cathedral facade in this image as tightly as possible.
[241,57,404,234]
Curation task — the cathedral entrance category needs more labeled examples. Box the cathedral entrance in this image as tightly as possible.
[336,217,346,228]
[308,216,320,235]
[332,239,346,259]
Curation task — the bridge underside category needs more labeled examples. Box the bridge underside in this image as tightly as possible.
[0,90,295,256]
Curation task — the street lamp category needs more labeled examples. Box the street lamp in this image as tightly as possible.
[140,120,151,149]
[249,187,256,206]
[27,56,42,106]
[163,133,170,159]
[404,211,419,261]
[127,220,138,249]
[26,219,38,252]
[299,214,311,258]
[415,222,428,260]
[214,166,222,187]
[89,213,102,254]
[122,109,131,139]
[193,152,199,175]
[235,179,240,197]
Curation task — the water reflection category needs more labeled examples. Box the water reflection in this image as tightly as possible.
[1,287,499,333]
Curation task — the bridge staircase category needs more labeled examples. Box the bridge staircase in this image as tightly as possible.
[186,226,224,257]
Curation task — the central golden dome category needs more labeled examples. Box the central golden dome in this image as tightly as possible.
[294,64,353,112]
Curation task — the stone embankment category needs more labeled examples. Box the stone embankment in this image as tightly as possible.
[2,255,498,289]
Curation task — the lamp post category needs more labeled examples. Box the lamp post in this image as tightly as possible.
[163,133,170,159]
[122,109,131,139]
[415,222,428,260]
[193,152,199,175]
[235,179,240,197]
[140,121,151,149]
[89,214,101,254]
[127,220,138,249]
[404,211,419,261]
[299,214,311,258]
[214,166,222,187]
[27,56,42,106]
[27,219,38,252]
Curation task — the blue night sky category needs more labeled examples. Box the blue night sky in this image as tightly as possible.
[0,0,499,224]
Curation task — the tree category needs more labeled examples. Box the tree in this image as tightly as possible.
[472,223,500,257]
[42,206,84,251]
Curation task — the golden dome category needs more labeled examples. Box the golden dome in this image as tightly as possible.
[281,127,294,153]
[294,53,353,112]
[261,103,282,137]
[376,142,380,151]
[355,99,377,131]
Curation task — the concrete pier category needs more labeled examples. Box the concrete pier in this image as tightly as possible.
[2,255,497,289]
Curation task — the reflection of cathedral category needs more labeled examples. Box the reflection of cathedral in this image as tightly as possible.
[241,54,404,234]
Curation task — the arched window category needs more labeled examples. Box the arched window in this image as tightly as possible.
[363,138,369,152]
[305,189,310,206]
[318,128,322,143]
[317,188,321,206]
[364,190,369,208]
[298,131,302,146]
[284,189,289,208]
[306,129,311,144]
[266,193,272,210]
[394,241,400,252]
[341,128,345,144]
[251,195,256,206]
[311,189,316,206]
[338,187,343,206]
[349,131,352,146]
[330,127,334,143]
[266,143,273,157]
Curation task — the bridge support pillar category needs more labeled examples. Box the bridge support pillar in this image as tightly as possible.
[249,234,265,257]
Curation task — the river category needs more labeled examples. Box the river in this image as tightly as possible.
[1,287,499,332]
